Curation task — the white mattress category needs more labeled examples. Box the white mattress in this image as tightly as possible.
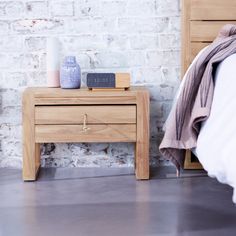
[193,53,236,203]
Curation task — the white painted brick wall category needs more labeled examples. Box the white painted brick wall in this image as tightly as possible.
[50,1,74,17]
[0,0,181,168]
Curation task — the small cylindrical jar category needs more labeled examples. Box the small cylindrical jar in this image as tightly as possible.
[46,37,60,87]
[60,56,81,89]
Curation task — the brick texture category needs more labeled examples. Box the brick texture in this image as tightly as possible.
[0,0,181,168]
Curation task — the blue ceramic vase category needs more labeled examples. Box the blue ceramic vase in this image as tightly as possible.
[60,56,81,89]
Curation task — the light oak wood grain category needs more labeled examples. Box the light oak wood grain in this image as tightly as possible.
[27,87,144,98]
[30,87,144,104]
[35,124,136,143]
[190,21,236,42]
[115,73,130,88]
[184,150,203,170]
[181,0,229,169]
[34,97,137,105]
[182,0,236,74]
[135,90,150,180]
[190,0,236,20]
[190,42,210,62]
[89,88,125,91]
[181,0,191,77]
[35,105,136,124]
[22,90,40,181]
[22,86,150,180]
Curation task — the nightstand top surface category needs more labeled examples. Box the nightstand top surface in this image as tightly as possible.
[24,86,148,97]
[23,86,149,105]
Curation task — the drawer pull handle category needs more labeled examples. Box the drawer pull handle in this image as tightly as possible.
[82,114,90,132]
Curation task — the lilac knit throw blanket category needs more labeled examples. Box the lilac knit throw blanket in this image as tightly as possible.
[159,24,236,171]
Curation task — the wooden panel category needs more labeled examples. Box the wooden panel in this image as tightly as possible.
[35,105,136,124]
[22,86,149,181]
[190,21,236,42]
[35,124,136,143]
[184,150,203,169]
[190,42,210,62]
[34,97,137,105]
[190,0,236,20]
[28,87,144,98]
[181,0,228,170]
[22,90,40,181]
[135,90,150,180]
[181,0,236,75]
[24,87,149,105]
[181,0,191,77]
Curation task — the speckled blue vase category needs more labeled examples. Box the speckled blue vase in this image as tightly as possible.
[60,56,81,89]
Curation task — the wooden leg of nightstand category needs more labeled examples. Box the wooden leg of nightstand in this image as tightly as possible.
[22,90,40,181]
[23,143,40,181]
[35,143,41,178]
[135,91,150,180]
[135,142,149,180]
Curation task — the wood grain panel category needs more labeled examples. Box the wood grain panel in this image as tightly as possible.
[22,86,150,180]
[22,90,40,181]
[181,0,191,77]
[26,87,148,105]
[184,150,203,169]
[34,97,137,105]
[189,42,210,63]
[190,0,236,20]
[35,124,136,143]
[30,87,142,98]
[135,90,150,180]
[35,105,136,124]
[181,0,229,169]
[115,73,130,88]
[190,21,236,42]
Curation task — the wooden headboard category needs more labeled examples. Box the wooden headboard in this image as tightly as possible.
[181,0,236,77]
[181,0,236,169]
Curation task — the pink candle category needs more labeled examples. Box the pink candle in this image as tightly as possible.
[46,37,60,87]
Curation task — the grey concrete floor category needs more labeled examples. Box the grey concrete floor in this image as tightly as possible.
[0,167,236,236]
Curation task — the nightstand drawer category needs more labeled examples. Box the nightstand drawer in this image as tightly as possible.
[35,105,136,124]
[35,124,136,143]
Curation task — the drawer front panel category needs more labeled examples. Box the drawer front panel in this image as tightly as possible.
[35,124,136,143]
[35,105,136,124]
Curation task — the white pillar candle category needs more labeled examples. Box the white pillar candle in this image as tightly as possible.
[46,37,60,87]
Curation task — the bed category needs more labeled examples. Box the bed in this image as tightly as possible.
[181,0,236,169]
[180,0,236,202]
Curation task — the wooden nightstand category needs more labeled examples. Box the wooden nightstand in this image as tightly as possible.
[22,87,150,181]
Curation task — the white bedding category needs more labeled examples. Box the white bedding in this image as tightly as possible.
[193,53,236,203]
[168,47,236,203]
